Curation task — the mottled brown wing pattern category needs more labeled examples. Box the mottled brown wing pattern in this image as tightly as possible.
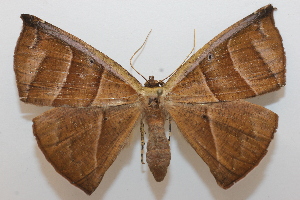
[14,15,141,108]
[14,4,285,195]
[166,100,277,189]
[33,103,141,195]
[163,5,285,189]
[14,14,144,195]
[164,5,285,103]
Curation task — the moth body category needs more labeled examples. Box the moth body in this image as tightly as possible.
[143,78,170,181]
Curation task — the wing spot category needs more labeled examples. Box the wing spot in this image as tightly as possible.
[202,115,209,120]
[207,53,214,61]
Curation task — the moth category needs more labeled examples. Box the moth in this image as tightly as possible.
[14,4,285,195]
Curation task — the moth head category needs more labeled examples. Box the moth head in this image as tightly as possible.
[144,76,164,88]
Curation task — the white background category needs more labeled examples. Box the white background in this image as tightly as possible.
[1,0,299,199]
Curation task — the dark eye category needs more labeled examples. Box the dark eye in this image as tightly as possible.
[89,59,94,64]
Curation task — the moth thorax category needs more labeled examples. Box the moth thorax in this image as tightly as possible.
[147,88,163,109]
[148,97,160,108]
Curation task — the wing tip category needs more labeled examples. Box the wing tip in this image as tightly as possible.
[255,4,275,17]
[20,14,43,27]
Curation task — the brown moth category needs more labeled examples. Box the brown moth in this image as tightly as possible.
[14,4,285,195]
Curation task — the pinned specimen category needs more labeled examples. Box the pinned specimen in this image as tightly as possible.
[14,5,285,195]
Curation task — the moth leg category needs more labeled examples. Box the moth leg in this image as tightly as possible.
[168,116,172,144]
[140,120,146,164]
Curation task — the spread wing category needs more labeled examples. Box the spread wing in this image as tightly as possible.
[163,5,285,103]
[33,104,141,195]
[166,100,277,189]
[163,5,285,188]
[14,14,142,107]
[14,15,144,195]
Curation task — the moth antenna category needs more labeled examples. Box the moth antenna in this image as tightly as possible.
[130,30,152,83]
[168,116,172,144]
[140,120,146,164]
[181,29,196,66]
[160,29,196,83]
